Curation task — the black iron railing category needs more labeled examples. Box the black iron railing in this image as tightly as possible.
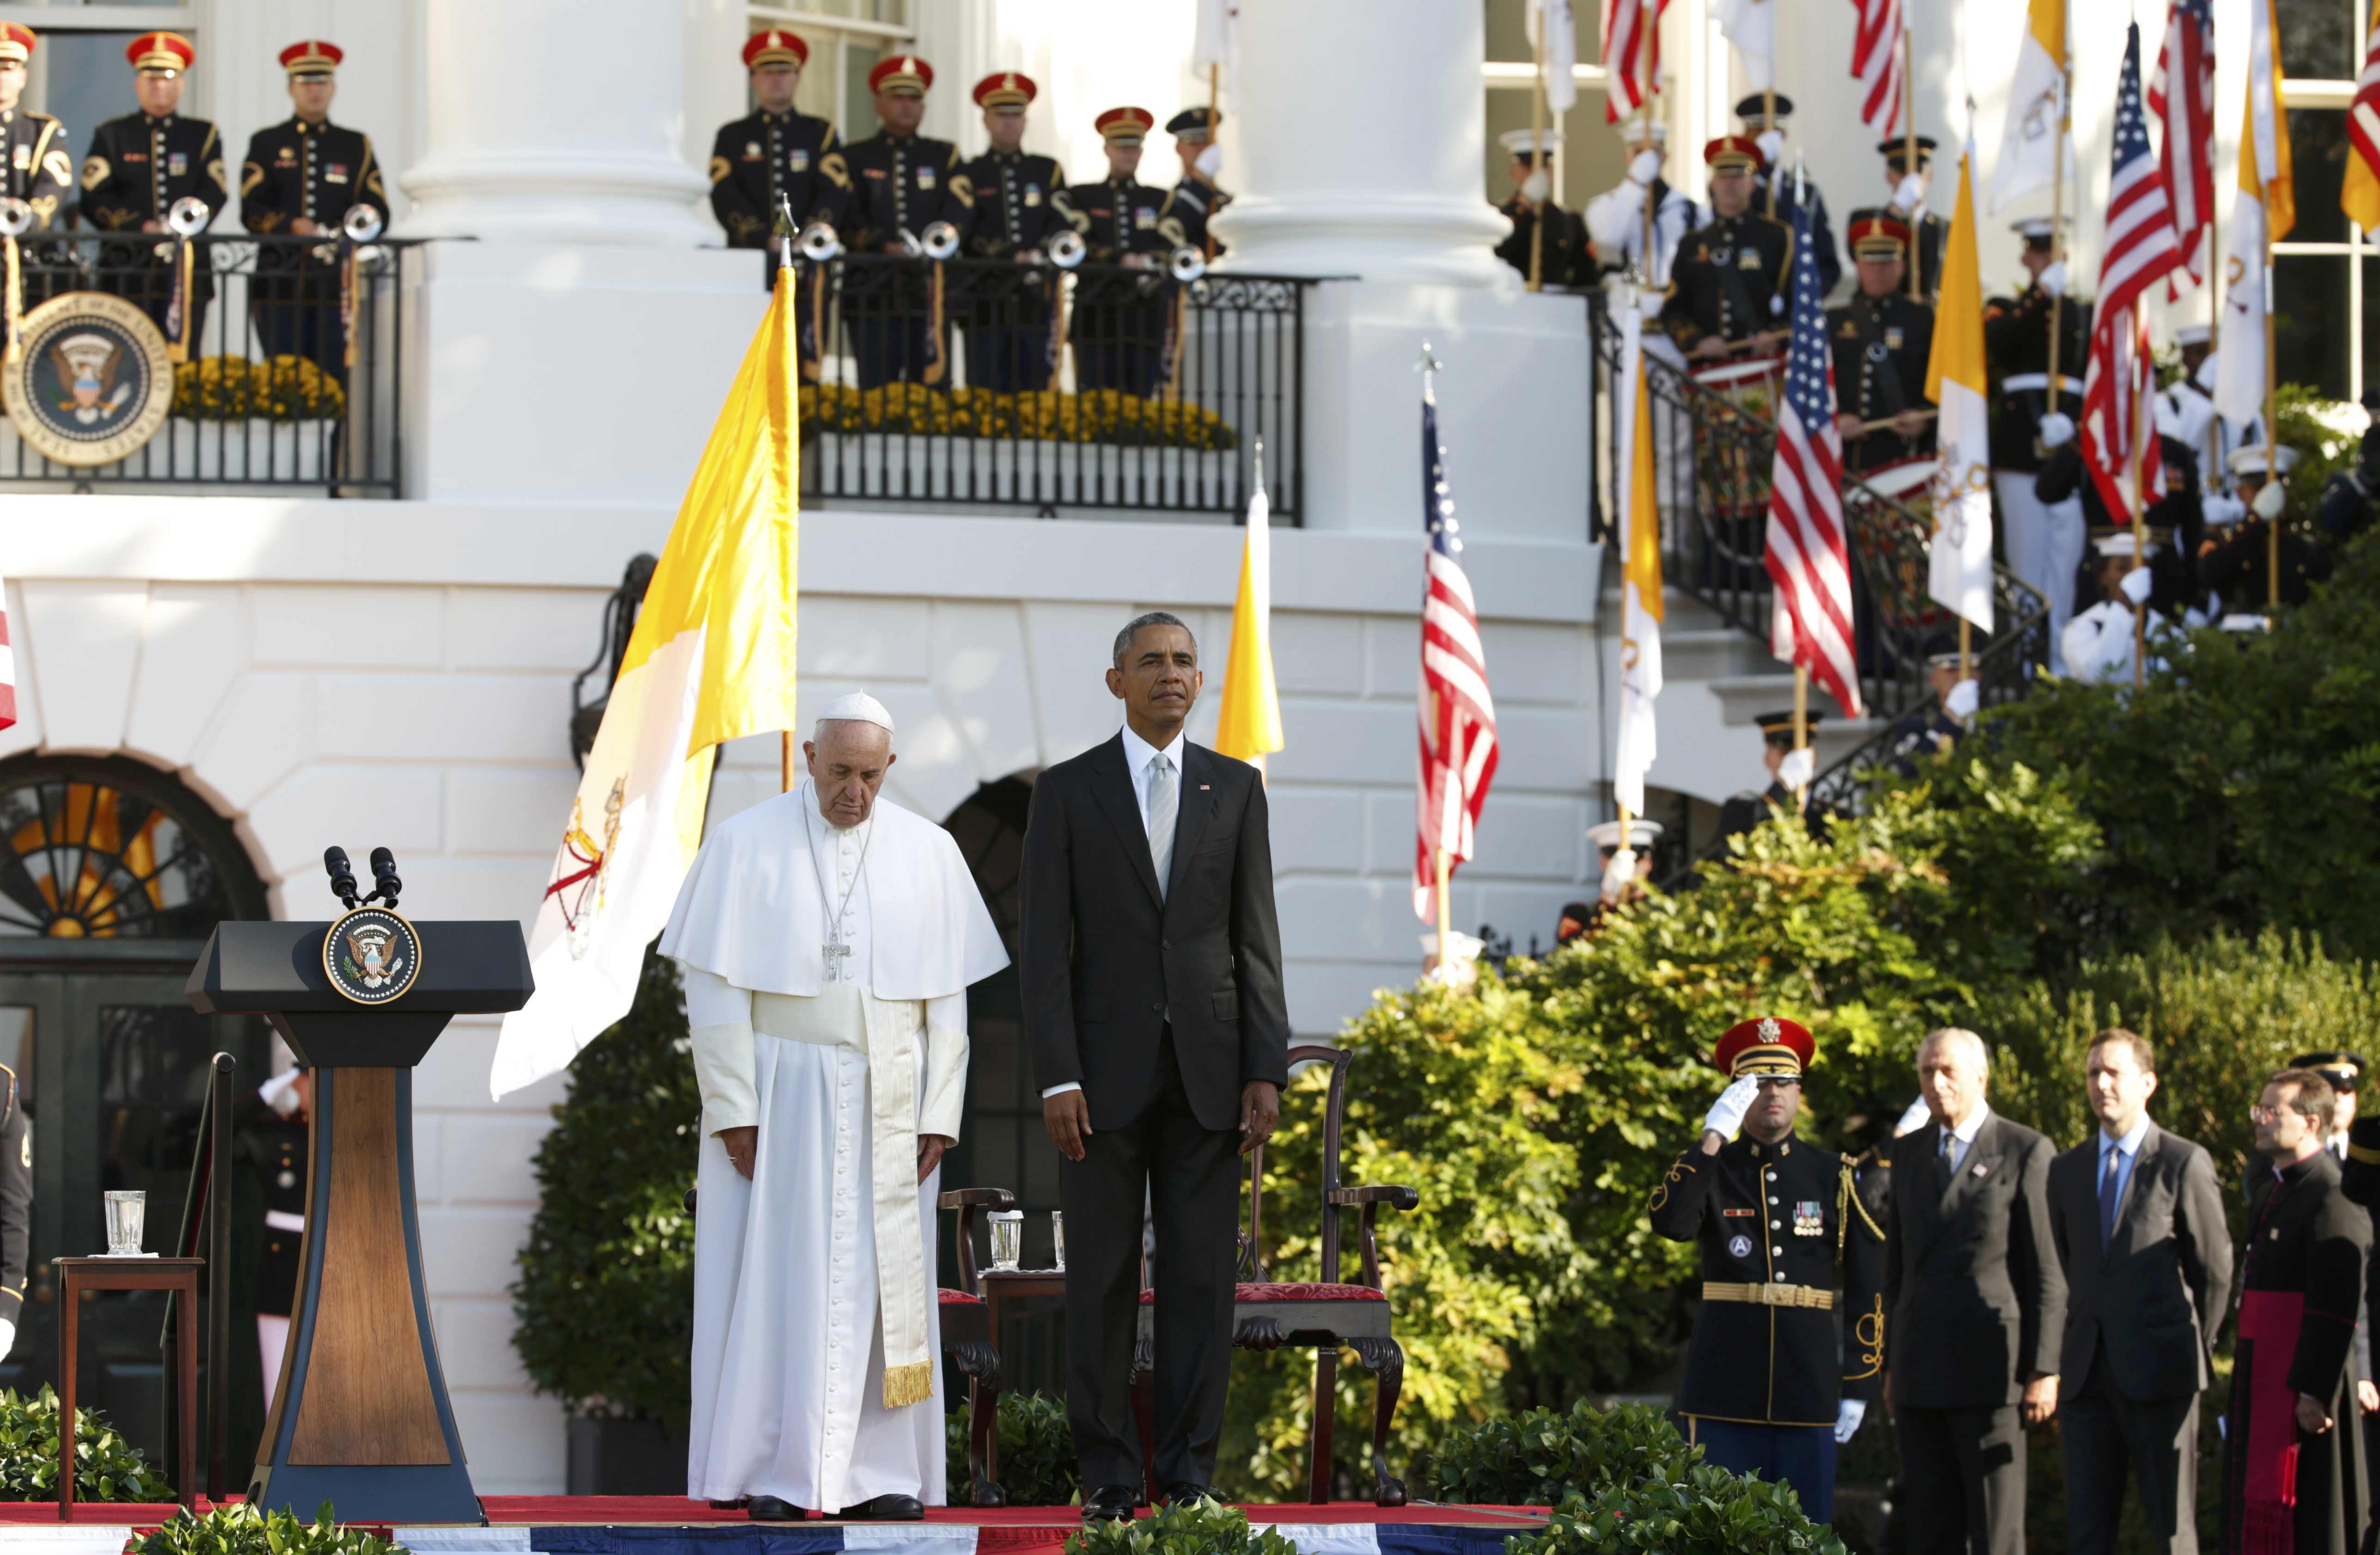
[0,233,412,495]
[787,252,1307,521]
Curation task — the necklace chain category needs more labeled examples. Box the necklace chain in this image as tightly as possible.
[809,798,874,975]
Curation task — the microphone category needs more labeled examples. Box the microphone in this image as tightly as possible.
[323,847,359,909]
[368,848,402,910]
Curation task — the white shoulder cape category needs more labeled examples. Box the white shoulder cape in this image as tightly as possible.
[659,783,1010,999]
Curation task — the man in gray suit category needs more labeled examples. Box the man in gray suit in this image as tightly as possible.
[2048,1030,2233,1555]
[1883,1027,2066,1555]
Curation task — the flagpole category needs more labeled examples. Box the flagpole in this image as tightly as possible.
[2264,229,2280,608]
[1764,83,1779,217]
[1434,846,1455,971]
[1791,664,1810,807]
[2130,344,2149,687]
[1903,16,1920,299]
[1639,8,1657,287]
[1529,20,1549,292]
[2045,19,2071,405]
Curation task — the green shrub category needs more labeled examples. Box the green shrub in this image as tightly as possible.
[137,1504,405,1555]
[1510,1466,1848,1555]
[0,1385,169,1501]
[1064,1499,1300,1555]
[946,1391,1079,1506]
[1421,1400,1698,1507]
[511,944,703,1429]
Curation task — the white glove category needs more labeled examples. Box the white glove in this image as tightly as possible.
[1777,745,1816,789]
[2252,478,2287,519]
[1835,1399,1868,1443]
[0,1319,16,1361]
[1599,846,1638,905]
[1704,1075,1761,1138]
[2038,411,2077,449]
[1755,129,1784,166]
[1629,148,1663,185]
[1638,287,1665,320]
[1893,172,1926,210]
[2201,493,2247,528]
[2119,565,2155,606]
[2195,351,2221,392]
[1945,677,1980,720]
[1894,1094,1933,1135]
[2035,260,2067,295]
[1193,143,1224,179]
[1522,168,1552,204]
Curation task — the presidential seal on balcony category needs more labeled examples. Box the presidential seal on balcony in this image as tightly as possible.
[2,290,175,466]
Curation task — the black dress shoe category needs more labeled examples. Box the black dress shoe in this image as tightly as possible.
[1161,1483,1215,1507]
[834,1494,924,1521]
[1082,1483,1139,1523]
[746,1496,807,1522]
[707,1499,748,1511]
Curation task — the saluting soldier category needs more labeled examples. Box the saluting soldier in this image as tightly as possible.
[1719,710,1832,843]
[708,30,849,287]
[1660,137,1792,360]
[1648,1016,1885,1524]
[1741,94,1840,298]
[1493,128,1590,288]
[1827,210,1935,475]
[2202,445,2335,612]
[238,42,389,380]
[1886,644,1976,774]
[840,55,970,390]
[1584,121,1701,288]
[1159,106,1230,257]
[1877,135,1948,301]
[242,1067,311,1409]
[79,32,225,348]
[0,23,73,314]
[1985,216,2090,669]
[958,71,1079,392]
[1065,107,1170,396]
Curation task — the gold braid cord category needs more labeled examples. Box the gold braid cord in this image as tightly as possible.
[168,240,193,363]
[1646,1152,1694,1214]
[342,243,361,369]
[3,235,18,366]
[922,261,947,385]
[1848,1296,1885,1379]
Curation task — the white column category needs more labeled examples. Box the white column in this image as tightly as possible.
[1214,0,1509,287]
[399,0,711,247]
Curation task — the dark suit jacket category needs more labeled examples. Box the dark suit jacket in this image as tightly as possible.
[2047,1121,2233,1401]
[1020,732,1291,1133]
[1884,1111,2067,1409]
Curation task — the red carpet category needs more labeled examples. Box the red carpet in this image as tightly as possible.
[0,1496,1543,1527]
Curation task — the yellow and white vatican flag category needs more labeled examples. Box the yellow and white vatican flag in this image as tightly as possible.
[1925,145,1994,631]
[2220,0,2292,424]
[1611,297,1663,821]
[490,262,802,1099]
[1214,444,1284,770]
[1990,0,2067,212]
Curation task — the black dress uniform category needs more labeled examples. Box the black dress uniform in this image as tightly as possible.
[1648,1017,1884,1525]
[1065,154,1170,397]
[958,133,1079,390]
[1,103,74,312]
[1495,197,1592,288]
[839,125,969,390]
[239,114,388,378]
[79,109,226,347]
[1719,711,1834,844]
[709,112,846,262]
[2201,518,2332,612]
[1983,281,2089,476]
[1660,209,1792,352]
[1160,173,1230,256]
[1738,96,1840,298]
[1826,285,1935,474]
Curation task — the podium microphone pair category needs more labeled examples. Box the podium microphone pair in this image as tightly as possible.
[323,846,402,911]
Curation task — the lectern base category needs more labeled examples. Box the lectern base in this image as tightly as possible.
[247,1463,484,1526]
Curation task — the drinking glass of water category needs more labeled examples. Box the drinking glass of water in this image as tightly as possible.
[103,1191,146,1256]
[1051,1210,1066,1272]
[988,1210,1023,1272]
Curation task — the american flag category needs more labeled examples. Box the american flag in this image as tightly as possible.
[1601,0,1669,123]
[2148,0,2215,289]
[1764,198,1863,719]
[2081,25,2181,525]
[1850,0,1907,135]
[2349,13,2380,226]
[0,576,14,732]
[1412,369,1498,924]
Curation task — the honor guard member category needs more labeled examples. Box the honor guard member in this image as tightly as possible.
[1159,107,1230,257]
[1986,216,2090,668]
[1661,136,1792,359]
[1828,210,1936,475]
[1887,642,1978,774]
[958,72,1078,391]
[1580,817,1662,934]
[0,23,73,314]
[79,32,225,345]
[238,42,389,380]
[242,1067,311,1409]
[2037,421,2206,623]
[2201,444,2335,611]
[1719,710,1832,843]
[840,55,971,390]
[709,30,849,285]
[1585,121,1701,288]
[1877,135,1948,300]
[1741,94,1840,298]
[1648,1016,1886,1524]
[1493,128,1590,287]
[2061,532,2190,685]
[2154,323,2224,485]
[1065,107,1170,395]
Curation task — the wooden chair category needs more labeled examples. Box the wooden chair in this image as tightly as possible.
[938,1186,1010,1507]
[1132,1043,1419,1506]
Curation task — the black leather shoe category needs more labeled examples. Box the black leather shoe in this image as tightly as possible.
[707,1499,747,1511]
[1082,1483,1139,1523]
[834,1494,924,1521]
[746,1496,807,1522]
[1162,1483,1215,1507]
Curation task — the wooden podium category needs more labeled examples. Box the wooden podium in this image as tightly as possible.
[184,918,532,1525]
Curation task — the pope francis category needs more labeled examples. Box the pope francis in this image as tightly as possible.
[662,692,1008,1522]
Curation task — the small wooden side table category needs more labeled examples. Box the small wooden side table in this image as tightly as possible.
[56,1256,203,1520]
[974,1269,1065,1495]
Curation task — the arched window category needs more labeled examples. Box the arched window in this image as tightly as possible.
[0,756,268,940]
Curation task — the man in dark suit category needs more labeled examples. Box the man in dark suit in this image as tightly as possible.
[2047,1030,2232,1555]
[1883,1026,2065,1555]
[1020,610,1290,1522]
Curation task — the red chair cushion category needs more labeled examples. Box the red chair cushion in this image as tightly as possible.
[938,1288,985,1305]
[1138,1282,1386,1303]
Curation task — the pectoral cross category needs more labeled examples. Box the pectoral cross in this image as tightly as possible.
[822,935,852,981]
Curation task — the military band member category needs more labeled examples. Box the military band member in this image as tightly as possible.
[80,32,225,349]
[1648,1016,1885,1524]
[1986,216,2089,670]
[840,55,970,390]
[1828,211,1935,475]
[2202,445,2335,612]
[238,42,388,380]
[709,30,848,286]
[1493,129,1590,288]
[1741,94,1840,298]
[1159,106,1230,256]
[0,23,72,317]
[243,1067,310,1409]
[1660,137,1791,359]
[1065,107,1169,396]
[957,72,1078,392]
[1878,135,1948,301]
[1719,709,1831,843]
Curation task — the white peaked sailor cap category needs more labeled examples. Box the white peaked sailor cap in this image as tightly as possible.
[2227,443,2301,478]
[2091,531,2159,559]
[2174,322,2211,347]
[816,691,895,734]
[1501,127,1565,157]
[1587,819,1664,849]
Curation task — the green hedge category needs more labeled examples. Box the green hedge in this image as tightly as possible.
[1420,1400,1698,1507]
[1065,1500,1298,1555]
[1513,1468,1847,1555]
[0,1386,169,1502]
[138,1505,406,1555]
[947,1391,1079,1506]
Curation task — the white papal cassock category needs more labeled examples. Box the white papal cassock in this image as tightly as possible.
[661,774,1007,1512]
